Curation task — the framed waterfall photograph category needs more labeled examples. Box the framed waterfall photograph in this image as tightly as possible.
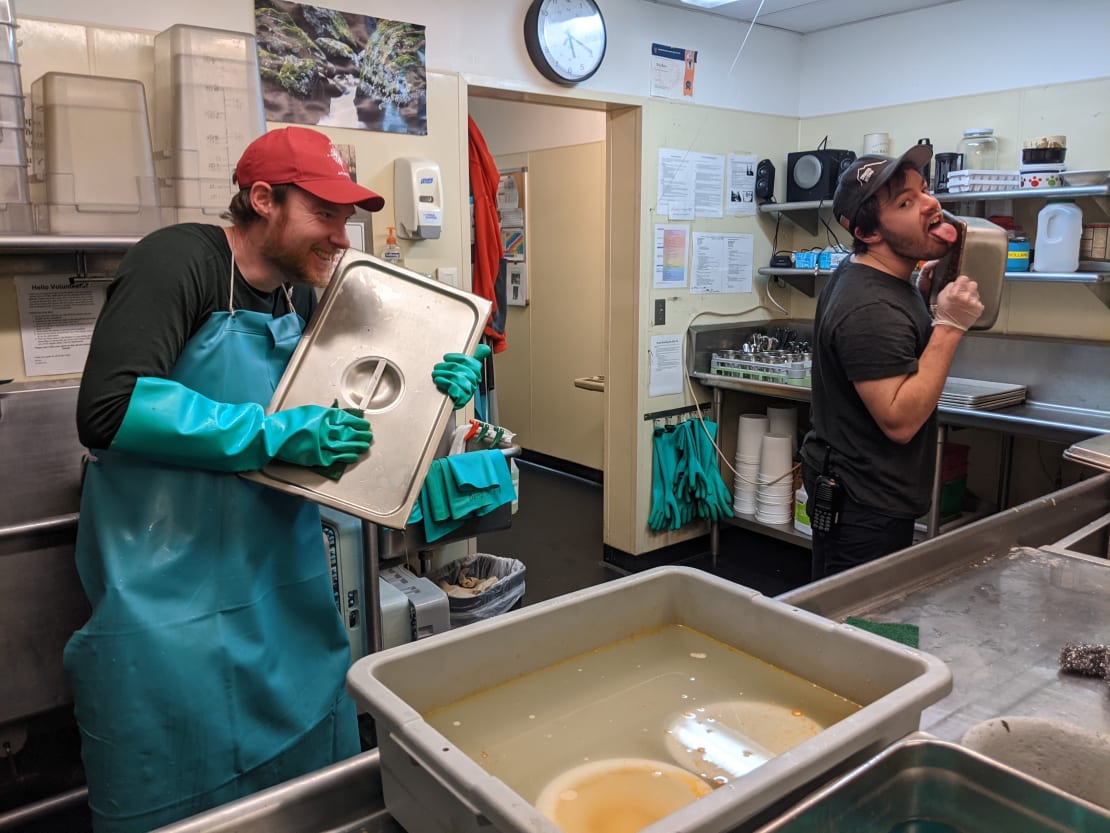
[254,0,427,134]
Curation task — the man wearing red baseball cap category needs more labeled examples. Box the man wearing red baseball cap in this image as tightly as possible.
[68,126,488,832]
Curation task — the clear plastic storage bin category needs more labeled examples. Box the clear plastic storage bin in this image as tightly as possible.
[153,25,265,224]
[30,72,162,235]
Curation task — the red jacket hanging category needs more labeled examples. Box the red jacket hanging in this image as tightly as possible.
[468,116,508,353]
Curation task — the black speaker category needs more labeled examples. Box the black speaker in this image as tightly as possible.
[755,158,775,200]
[786,149,856,203]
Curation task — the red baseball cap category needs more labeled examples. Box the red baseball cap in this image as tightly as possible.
[234,126,385,212]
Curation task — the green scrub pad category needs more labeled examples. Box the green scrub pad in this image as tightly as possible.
[845,616,920,648]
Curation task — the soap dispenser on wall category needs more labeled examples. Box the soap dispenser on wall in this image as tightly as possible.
[393,157,442,239]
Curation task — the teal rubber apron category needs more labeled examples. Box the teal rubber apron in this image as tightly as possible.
[65,263,358,833]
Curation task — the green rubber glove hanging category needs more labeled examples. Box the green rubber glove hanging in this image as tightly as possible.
[433,343,492,409]
[111,377,373,472]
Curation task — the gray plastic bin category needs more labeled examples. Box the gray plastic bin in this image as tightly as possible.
[346,566,952,833]
[428,553,526,627]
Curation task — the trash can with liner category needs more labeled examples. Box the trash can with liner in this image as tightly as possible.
[428,552,526,627]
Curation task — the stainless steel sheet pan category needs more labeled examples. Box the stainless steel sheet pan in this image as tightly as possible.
[241,250,491,528]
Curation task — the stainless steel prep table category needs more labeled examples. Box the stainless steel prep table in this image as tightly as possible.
[778,473,1110,743]
[687,323,1110,555]
[151,477,1109,833]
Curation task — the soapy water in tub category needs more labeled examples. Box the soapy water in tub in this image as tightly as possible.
[424,624,860,832]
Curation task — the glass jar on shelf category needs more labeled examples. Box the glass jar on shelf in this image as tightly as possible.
[957,128,999,170]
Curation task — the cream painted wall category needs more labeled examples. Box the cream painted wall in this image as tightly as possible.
[21,0,805,116]
[490,142,606,471]
[799,0,1110,117]
[469,98,606,157]
[611,100,799,555]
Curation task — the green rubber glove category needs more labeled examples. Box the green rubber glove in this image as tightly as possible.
[111,377,372,472]
[433,344,492,409]
[267,406,373,467]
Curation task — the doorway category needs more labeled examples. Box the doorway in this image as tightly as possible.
[467,90,637,479]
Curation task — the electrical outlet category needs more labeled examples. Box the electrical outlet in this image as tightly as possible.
[654,298,666,325]
[436,266,459,285]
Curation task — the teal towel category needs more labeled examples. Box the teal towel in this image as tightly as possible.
[444,450,515,518]
[410,451,517,543]
[846,616,920,648]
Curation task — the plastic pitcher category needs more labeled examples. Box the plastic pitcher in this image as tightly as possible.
[1032,201,1082,273]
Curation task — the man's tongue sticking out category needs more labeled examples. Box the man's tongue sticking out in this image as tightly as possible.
[930,219,959,244]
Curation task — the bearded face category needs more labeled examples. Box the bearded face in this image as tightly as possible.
[260,189,352,288]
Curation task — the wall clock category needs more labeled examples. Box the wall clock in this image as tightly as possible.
[524,0,607,86]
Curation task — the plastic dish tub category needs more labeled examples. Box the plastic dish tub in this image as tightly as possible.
[347,566,952,833]
[752,733,1110,833]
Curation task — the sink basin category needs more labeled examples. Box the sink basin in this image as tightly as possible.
[754,733,1110,833]
[962,716,1110,810]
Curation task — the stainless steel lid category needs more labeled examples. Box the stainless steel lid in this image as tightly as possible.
[241,249,492,528]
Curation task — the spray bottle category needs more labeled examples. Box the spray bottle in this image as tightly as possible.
[381,226,404,267]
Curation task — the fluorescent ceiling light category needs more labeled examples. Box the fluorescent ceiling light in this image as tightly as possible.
[680,0,736,7]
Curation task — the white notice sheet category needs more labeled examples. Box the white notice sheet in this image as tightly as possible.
[15,276,106,376]
[693,152,725,218]
[727,153,758,216]
[649,334,683,397]
[657,148,695,220]
[690,233,754,294]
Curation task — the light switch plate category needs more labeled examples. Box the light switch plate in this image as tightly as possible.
[654,298,666,325]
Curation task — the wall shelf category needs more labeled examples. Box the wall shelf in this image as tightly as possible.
[0,234,139,279]
[760,265,1109,298]
[758,185,1110,304]
[758,182,1110,236]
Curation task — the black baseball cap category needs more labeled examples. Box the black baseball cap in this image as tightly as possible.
[833,145,934,233]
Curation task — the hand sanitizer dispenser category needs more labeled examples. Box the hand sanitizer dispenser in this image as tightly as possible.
[394,157,442,239]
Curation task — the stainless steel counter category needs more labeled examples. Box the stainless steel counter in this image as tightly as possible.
[148,479,1110,833]
[693,371,1110,444]
[778,473,1110,744]
[152,750,401,833]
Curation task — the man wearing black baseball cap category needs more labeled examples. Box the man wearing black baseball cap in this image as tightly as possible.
[799,145,984,579]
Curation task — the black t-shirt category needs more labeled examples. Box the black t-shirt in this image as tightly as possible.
[800,258,937,518]
[77,224,318,450]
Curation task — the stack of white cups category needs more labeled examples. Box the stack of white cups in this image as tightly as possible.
[766,404,798,455]
[755,433,795,525]
[733,413,768,515]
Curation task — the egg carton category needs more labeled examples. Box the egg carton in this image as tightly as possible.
[946,169,1021,193]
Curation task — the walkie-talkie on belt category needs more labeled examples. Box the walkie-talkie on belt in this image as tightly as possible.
[810,474,842,533]
[810,446,842,533]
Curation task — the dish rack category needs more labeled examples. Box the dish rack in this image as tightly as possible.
[946,169,1021,193]
[710,350,811,386]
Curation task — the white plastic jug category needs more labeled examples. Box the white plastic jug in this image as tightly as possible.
[1032,201,1083,273]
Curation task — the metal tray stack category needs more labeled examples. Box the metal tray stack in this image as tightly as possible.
[1063,432,1110,473]
[939,377,1027,410]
